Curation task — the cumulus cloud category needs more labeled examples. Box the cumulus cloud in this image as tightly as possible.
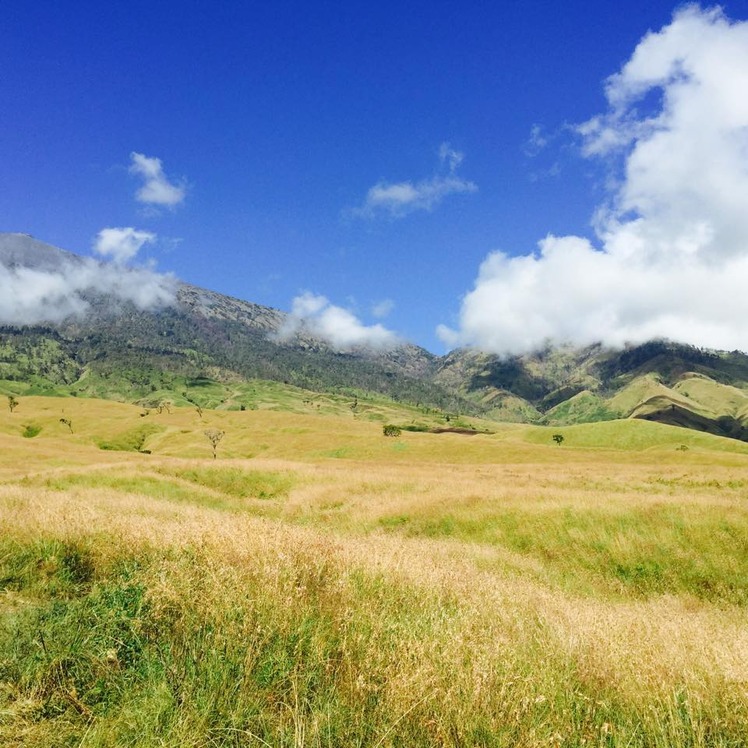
[440,5,748,355]
[129,152,186,207]
[278,292,399,350]
[93,227,156,264]
[352,143,477,219]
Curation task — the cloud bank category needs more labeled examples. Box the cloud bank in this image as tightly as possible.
[129,152,186,207]
[278,292,399,350]
[439,5,748,355]
[0,233,176,326]
[353,142,477,218]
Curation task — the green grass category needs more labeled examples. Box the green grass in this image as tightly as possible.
[542,390,620,425]
[23,471,220,506]
[3,397,748,745]
[3,535,745,747]
[96,423,164,452]
[21,423,42,438]
[20,465,296,515]
[160,465,296,500]
[521,418,748,453]
[376,502,748,604]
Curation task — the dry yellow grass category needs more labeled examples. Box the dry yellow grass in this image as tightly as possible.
[2,397,748,745]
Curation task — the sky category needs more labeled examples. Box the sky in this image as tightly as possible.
[2,1,748,355]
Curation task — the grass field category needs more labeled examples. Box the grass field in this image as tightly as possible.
[2,397,748,746]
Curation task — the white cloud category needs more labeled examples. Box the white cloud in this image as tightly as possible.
[278,292,399,350]
[371,298,395,318]
[440,5,748,355]
[0,256,176,326]
[439,142,464,172]
[93,227,156,264]
[352,145,477,219]
[524,124,549,156]
[129,152,186,207]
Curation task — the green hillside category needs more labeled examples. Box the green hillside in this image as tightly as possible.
[5,234,748,443]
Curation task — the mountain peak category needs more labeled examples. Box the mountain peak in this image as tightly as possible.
[0,232,85,272]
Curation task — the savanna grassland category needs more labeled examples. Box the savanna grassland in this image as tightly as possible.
[2,396,748,746]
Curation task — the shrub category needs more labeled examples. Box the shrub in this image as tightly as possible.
[383,424,402,437]
[21,424,42,438]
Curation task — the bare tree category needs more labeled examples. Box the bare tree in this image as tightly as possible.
[204,428,225,459]
[60,418,73,434]
[7,395,18,413]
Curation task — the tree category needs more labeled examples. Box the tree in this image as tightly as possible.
[7,395,18,413]
[552,433,564,446]
[60,418,73,434]
[204,428,225,459]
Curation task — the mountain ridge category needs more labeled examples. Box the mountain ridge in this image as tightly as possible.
[4,232,748,441]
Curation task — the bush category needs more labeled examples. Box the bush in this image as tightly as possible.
[383,424,402,437]
[98,424,162,452]
[21,424,42,438]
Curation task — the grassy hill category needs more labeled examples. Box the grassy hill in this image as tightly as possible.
[438,340,748,440]
[2,397,748,745]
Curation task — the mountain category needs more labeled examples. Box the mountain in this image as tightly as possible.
[437,341,748,440]
[3,232,748,441]
[0,233,472,413]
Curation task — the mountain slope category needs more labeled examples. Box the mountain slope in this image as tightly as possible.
[437,341,748,439]
[4,232,748,441]
[0,233,473,413]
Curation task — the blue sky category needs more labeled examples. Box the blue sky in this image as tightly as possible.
[3,2,748,354]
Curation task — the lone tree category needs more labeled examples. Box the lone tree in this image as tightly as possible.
[204,428,225,459]
[7,395,19,413]
[552,433,564,446]
[60,418,73,434]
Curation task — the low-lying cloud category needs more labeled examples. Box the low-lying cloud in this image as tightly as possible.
[0,233,176,326]
[439,5,748,355]
[129,152,186,208]
[278,292,399,350]
[352,142,477,219]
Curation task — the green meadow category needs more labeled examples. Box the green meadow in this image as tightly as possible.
[1,395,748,746]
